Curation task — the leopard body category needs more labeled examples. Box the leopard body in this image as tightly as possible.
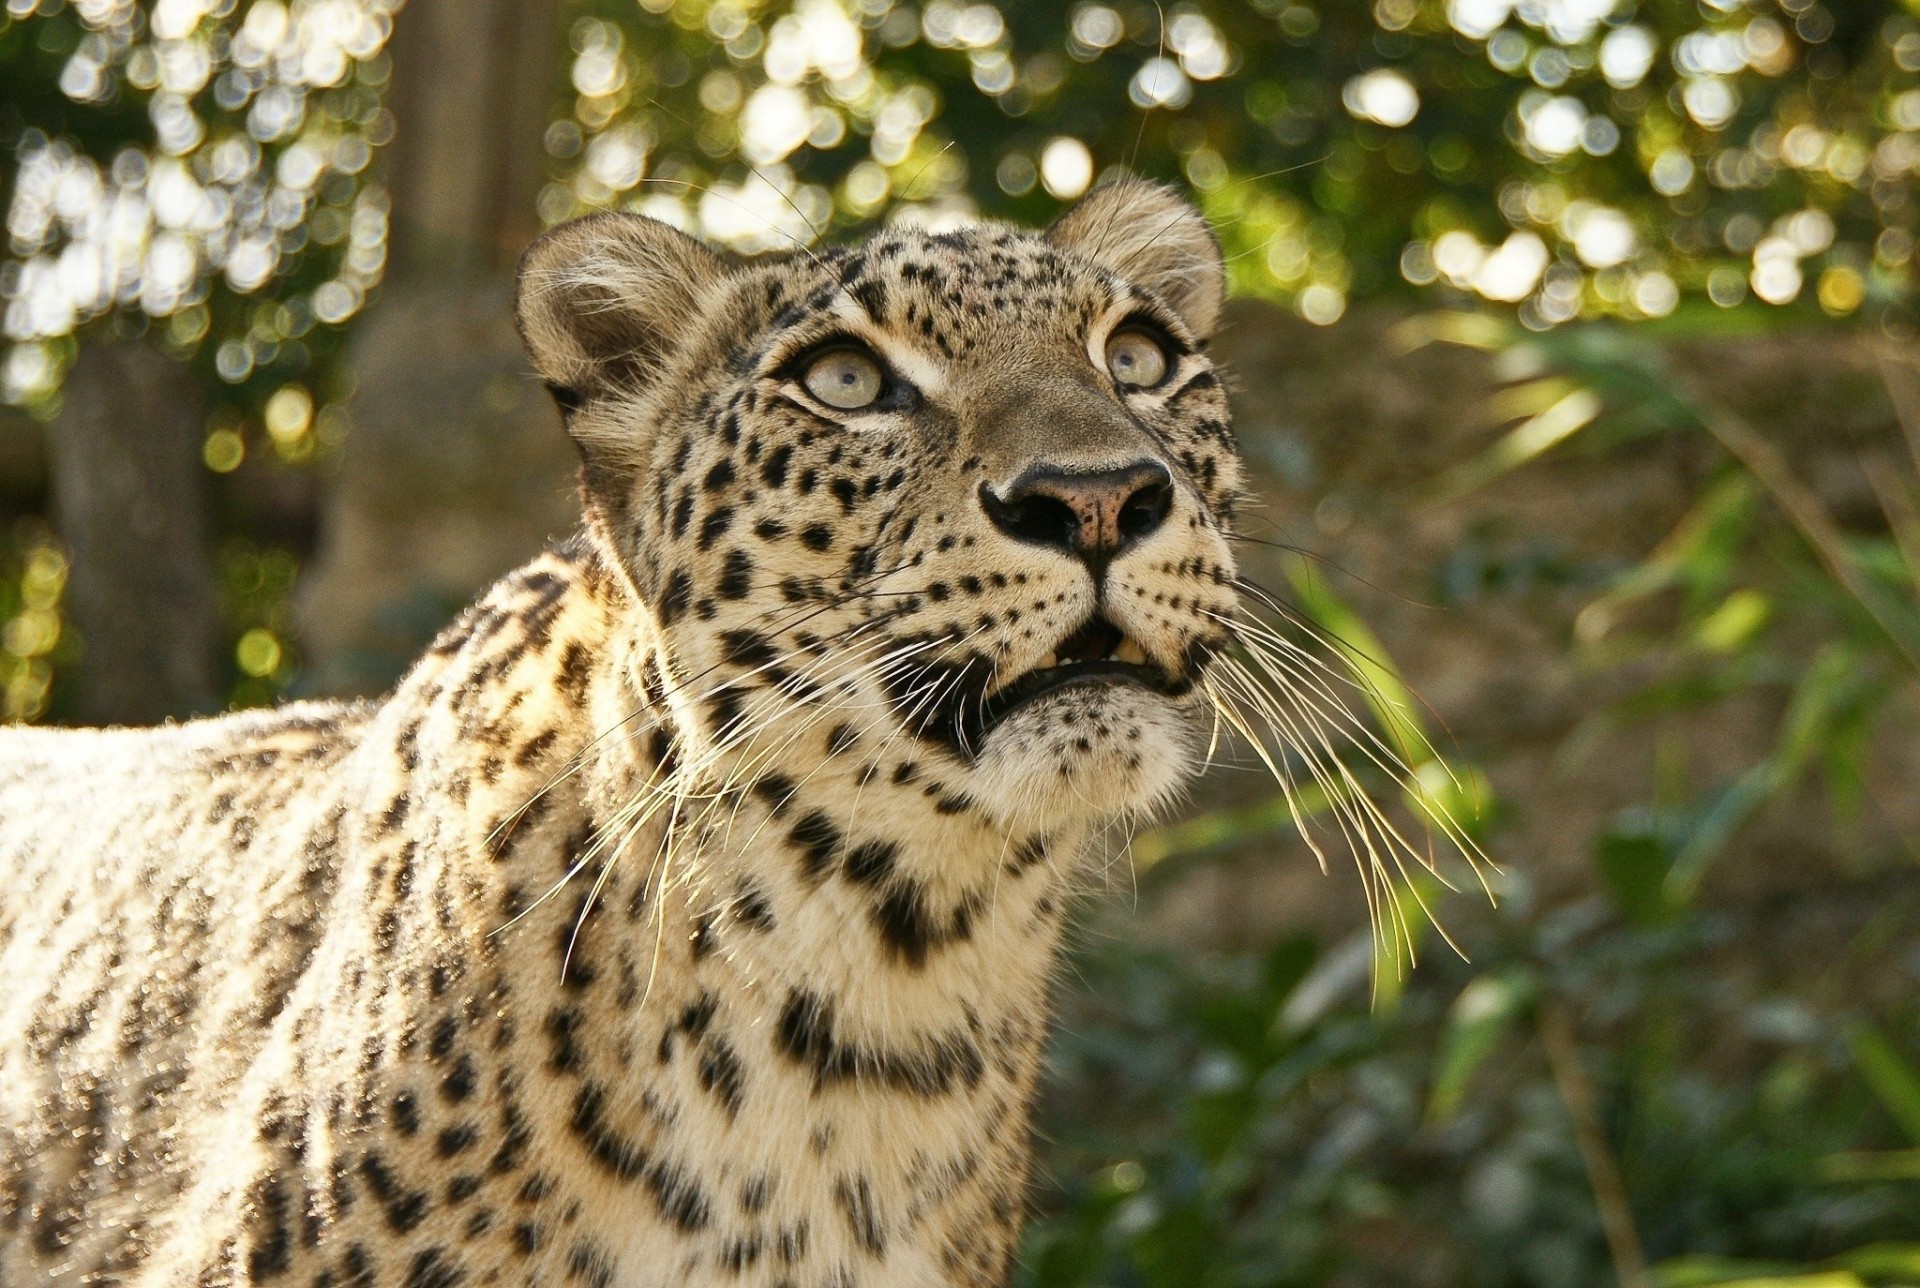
[0,182,1244,1286]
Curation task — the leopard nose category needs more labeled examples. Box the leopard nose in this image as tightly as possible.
[979,459,1175,574]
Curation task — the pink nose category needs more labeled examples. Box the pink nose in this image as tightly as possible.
[979,460,1174,574]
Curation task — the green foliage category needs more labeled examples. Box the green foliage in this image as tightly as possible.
[1024,806,1920,1287]
[560,0,1918,327]
[0,1,396,426]
[1022,886,1920,1287]
[1020,306,1920,1286]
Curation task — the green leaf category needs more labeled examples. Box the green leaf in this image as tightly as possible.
[1426,970,1532,1123]
[1666,647,1858,902]
[1846,1024,1920,1148]
[1652,1257,1825,1287]
[1816,1149,1920,1183]
[1830,1243,1920,1277]
[1435,385,1604,499]
[1261,935,1318,1008]
[1596,819,1681,925]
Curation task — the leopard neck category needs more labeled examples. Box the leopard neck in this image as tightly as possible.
[403,544,1084,1274]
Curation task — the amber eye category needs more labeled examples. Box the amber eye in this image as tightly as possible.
[803,348,885,410]
[1105,329,1169,388]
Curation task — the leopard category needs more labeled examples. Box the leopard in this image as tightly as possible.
[0,180,1252,1286]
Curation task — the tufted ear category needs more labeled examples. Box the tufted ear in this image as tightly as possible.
[515,212,732,410]
[1046,180,1225,339]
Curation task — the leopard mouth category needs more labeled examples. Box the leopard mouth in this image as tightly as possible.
[974,616,1177,731]
[898,614,1191,757]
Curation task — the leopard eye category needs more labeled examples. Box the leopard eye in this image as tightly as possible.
[803,348,885,410]
[1105,329,1168,388]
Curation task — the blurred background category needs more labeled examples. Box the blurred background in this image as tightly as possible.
[4,0,1920,1283]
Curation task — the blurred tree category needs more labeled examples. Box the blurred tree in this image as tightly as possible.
[295,0,581,692]
[1,0,403,717]
[49,336,219,720]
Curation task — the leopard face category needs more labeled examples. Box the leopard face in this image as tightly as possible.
[517,181,1242,836]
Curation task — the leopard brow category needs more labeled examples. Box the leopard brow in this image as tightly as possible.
[819,299,950,397]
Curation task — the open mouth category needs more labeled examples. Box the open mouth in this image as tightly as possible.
[895,614,1190,756]
[974,615,1174,731]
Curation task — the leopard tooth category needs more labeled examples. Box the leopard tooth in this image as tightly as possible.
[1036,651,1058,670]
[1112,637,1147,665]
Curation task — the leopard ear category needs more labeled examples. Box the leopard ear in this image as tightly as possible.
[1046,180,1225,339]
[515,212,732,408]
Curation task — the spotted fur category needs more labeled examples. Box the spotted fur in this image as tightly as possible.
[0,182,1245,1286]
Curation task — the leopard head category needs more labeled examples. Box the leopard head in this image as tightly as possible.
[516,182,1243,834]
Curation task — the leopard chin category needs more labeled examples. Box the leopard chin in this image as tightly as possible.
[965,680,1208,833]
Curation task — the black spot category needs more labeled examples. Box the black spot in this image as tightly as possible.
[644,1157,712,1232]
[697,1037,745,1118]
[546,1007,583,1073]
[359,1152,430,1233]
[403,1246,463,1288]
[699,506,735,551]
[704,459,736,491]
[390,1091,420,1136]
[1010,836,1047,872]
[437,1124,479,1158]
[658,570,693,625]
[800,524,834,552]
[679,994,717,1038]
[719,629,778,671]
[717,550,754,600]
[707,687,747,741]
[441,1054,476,1103]
[247,1177,293,1279]
[567,1241,616,1288]
[787,811,842,882]
[774,989,984,1096]
[874,883,940,967]
[751,772,797,816]
[851,276,888,319]
[836,1175,887,1256]
[761,444,793,487]
[570,1082,647,1182]
[842,840,897,888]
[734,879,776,932]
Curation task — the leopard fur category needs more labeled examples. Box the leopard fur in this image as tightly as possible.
[0,181,1244,1286]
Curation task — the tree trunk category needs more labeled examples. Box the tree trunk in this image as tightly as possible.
[49,337,222,724]
[383,0,561,278]
[300,0,575,696]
